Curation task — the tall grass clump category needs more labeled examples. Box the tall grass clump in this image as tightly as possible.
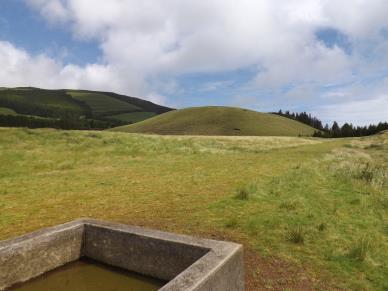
[285,225,305,244]
[234,183,257,200]
[331,158,387,189]
[224,217,239,229]
[356,163,387,188]
[279,199,299,211]
[347,236,373,262]
[317,223,327,232]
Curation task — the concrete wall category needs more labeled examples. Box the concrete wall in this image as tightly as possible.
[84,223,209,281]
[0,219,244,291]
[0,221,83,290]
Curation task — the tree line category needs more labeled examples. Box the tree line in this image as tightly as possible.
[275,110,388,138]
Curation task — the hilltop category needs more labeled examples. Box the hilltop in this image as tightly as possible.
[109,106,318,136]
[0,87,172,129]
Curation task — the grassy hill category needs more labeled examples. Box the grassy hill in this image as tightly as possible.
[0,87,171,129]
[1,128,387,289]
[110,106,318,136]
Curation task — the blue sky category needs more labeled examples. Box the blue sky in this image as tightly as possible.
[0,0,387,125]
[0,0,100,65]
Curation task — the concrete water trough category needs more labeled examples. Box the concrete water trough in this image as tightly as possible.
[0,219,244,290]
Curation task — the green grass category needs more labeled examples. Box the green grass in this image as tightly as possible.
[107,112,157,123]
[0,128,387,290]
[68,91,140,115]
[109,106,318,136]
[0,107,17,115]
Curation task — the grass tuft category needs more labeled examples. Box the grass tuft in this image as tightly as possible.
[347,236,373,262]
[317,223,326,232]
[279,199,298,211]
[224,217,239,229]
[234,183,257,200]
[285,225,305,244]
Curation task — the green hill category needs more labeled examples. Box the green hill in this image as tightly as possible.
[110,106,318,136]
[0,87,171,129]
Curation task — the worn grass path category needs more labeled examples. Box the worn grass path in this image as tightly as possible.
[0,128,387,290]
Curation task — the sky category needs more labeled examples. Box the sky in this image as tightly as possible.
[0,0,387,125]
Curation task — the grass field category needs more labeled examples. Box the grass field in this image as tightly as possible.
[110,106,318,136]
[0,128,387,290]
[107,112,157,123]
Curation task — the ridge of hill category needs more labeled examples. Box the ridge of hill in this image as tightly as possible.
[0,87,172,129]
[110,106,318,136]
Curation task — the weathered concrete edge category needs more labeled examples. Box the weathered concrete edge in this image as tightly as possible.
[81,219,245,290]
[80,219,232,250]
[0,221,84,291]
[0,219,244,291]
[0,220,84,250]
[160,243,244,291]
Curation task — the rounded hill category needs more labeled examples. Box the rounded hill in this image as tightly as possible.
[109,106,318,136]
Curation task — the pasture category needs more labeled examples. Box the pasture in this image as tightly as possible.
[0,128,386,290]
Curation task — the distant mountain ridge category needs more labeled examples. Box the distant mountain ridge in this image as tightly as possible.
[0,87,172,129]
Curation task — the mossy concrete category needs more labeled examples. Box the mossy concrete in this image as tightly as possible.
[0,219,244,290]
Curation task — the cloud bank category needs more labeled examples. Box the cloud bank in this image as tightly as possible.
[0,0,387,123]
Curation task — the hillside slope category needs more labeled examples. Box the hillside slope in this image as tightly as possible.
[110,106,318,136]
[0,87,171,129]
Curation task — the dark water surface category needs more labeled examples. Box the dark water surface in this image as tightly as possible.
[11,258,165,291]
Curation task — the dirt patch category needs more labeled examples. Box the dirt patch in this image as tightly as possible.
[203,232,341,291]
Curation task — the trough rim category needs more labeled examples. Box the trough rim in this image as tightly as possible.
[0,219,243,291]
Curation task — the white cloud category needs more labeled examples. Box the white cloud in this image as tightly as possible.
[145,92,167,106]
[321,0,388,38]
[199,80,235,92]
[26,0,69,24]
[24,0,388,82]
[0,41,147,96]
[317,95,388,126]
[0,0,387,119]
